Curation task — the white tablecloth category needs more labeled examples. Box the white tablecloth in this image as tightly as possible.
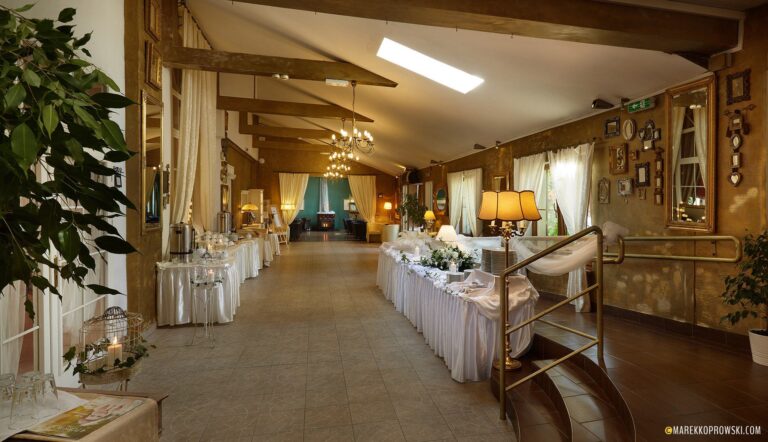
[377,244,538,382]
[227,240,260,279]
[269,233,281,256]
[156,260,241,326]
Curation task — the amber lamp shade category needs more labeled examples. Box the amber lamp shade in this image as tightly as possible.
[423,210,436,221]
[241,204,258,212]
[478,190,541,222]
[383,202,393,211]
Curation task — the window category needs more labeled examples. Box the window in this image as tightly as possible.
[675,108,705,205]
[533,165,563,236]
[0,284,39,375]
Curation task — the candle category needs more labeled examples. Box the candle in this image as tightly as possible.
[449,261,458,273]
[207,269,215,282]
[107,337,123,368]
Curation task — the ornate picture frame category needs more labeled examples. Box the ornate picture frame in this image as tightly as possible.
[144,0,161,41]
[598,178,610,204]
[609,143,628,175]
[617,177,633,197]
[604,117,620,138]
[726,69,751,105]
[145,40,162,89]
[635,162,651,187]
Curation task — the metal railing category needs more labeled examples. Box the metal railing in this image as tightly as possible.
[604,235,741,263]
[497,226,623,420]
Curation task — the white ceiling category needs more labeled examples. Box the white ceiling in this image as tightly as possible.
[189,0,708,175]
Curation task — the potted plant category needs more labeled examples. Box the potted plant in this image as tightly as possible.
[721,231,768,366]
[397,194,427,231]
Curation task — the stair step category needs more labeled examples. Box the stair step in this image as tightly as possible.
[533,360,633,442]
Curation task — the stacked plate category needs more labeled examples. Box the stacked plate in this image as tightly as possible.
[481,248,517,276]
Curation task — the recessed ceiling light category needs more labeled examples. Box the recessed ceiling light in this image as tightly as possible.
[376,38,484,94]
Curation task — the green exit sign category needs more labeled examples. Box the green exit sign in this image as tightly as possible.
[627,97,656,113]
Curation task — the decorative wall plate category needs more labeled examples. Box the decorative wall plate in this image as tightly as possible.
[622,119,636,141]
[730,133,743,150]
[729,171,742,186]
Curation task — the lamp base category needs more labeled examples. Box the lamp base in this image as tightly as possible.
[493,355,522,371]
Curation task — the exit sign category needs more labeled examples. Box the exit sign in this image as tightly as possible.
[627,97,656,113]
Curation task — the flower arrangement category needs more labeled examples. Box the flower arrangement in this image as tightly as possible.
[419,245,476,271]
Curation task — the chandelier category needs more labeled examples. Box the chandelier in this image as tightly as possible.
[331,81,374,155]
[323,149,356,179]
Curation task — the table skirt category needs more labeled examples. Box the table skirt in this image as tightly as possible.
[377,248,534,382]
[156,261,241,326]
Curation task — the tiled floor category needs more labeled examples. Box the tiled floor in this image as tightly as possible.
[133,240,515,441]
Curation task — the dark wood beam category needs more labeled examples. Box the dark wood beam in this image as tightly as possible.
[253,140,331,151]
[239,111,334,139]
[164,46,397,87]
[160,0,179,55]
[232,0,738,56]
[218,95,374,122]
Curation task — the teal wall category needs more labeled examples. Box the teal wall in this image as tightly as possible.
[297,177,351,230]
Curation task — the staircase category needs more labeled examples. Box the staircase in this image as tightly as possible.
[491,334,636,441]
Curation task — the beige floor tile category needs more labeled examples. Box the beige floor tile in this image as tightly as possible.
[349,399,398,424]
[304,425,356,442]
[305,404,353,429]
[353,420,406,442]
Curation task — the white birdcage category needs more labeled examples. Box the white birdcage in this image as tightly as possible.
[75,307,146,386]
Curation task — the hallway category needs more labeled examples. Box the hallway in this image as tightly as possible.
[134,241,514,441]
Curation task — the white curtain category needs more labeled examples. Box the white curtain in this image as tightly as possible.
[447,172,464,232]
[348,175,377,222]
[461,168,483,236]
[692,107,708,189]
[0,283,25,375]
[513,152,548,236]
[172,8,219,230]
[319,178,330,212]
[279,173,309,225]
[549,143,594,312]
[670,106,686,203]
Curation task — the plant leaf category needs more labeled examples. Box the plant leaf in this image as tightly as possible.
[86,284,122,295]
[90,93,133,109]
[54,225,81,262]
[100,119,127,150]
[58,7,76,23]
[4,83,26,111]
[11,123,39,170]
[22,68,41,87]
[41,104,59,137]
[94,235,137,254]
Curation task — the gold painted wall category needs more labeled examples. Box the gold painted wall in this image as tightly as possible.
[419,4,768,334]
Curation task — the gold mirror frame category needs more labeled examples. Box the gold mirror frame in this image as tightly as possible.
[141,91,163,233]
[665,76,716,232]
[434,188,447,215]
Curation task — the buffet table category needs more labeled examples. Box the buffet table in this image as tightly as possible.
[377,243,538,382]
[156,259,240,326]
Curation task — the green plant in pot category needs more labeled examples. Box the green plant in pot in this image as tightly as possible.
[397,194,427,231]
[721,231,768,366]
[0,4,136,319]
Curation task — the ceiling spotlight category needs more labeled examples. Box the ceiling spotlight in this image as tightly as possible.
[592,98,614,109]
[325,78,351,87]
[272,73,290,80]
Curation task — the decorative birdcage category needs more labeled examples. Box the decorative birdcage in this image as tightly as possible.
[74,307,147,386]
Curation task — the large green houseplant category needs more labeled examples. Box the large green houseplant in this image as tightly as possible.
[721,231,768,366]
[0,5,136,318]
[397,194,427,231]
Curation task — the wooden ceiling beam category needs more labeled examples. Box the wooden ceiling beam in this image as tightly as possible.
[219,95,374,122]
[239,111,334,139]
[231,0,738,56]
[164,46,397,87]
[253,140,331,151]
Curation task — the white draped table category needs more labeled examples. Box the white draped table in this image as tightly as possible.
[156,259,241,326]
[377,244,538,382]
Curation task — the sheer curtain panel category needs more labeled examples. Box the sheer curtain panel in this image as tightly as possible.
[461,168,483,236]
[348,175,377,222]
[319,178,330,212]
[447,171,464,232]
[549,142,594,312]
[279,173,309,225]
[513,152,547,236]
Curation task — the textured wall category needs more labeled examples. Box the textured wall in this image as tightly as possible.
[418,5,768,334]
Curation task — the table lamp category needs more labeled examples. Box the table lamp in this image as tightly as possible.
[436,224,458,244]
[383,201,393,222]
[423,210,436,232]
[478,190,541,371]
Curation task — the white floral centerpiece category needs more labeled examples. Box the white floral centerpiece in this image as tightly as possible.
[419,245,476,271]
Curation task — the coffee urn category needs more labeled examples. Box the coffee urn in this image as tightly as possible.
[218,212,233,233]
[170,223,195,262]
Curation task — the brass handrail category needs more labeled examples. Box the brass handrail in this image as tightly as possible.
[603,235,741,263]
[497,226,606,420]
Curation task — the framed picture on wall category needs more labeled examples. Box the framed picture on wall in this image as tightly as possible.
[635,162,651,187]
[604,117,620,138]
[617,177,633,197]
[726,69,751,105]
[144,0,161,41]
[598,178,610,204]
[609,144,628,175]
[145,41,162,89]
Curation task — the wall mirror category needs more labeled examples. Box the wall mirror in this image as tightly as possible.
[142,91,163,232]
[434,188,447,215]
[665,76,715,232]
